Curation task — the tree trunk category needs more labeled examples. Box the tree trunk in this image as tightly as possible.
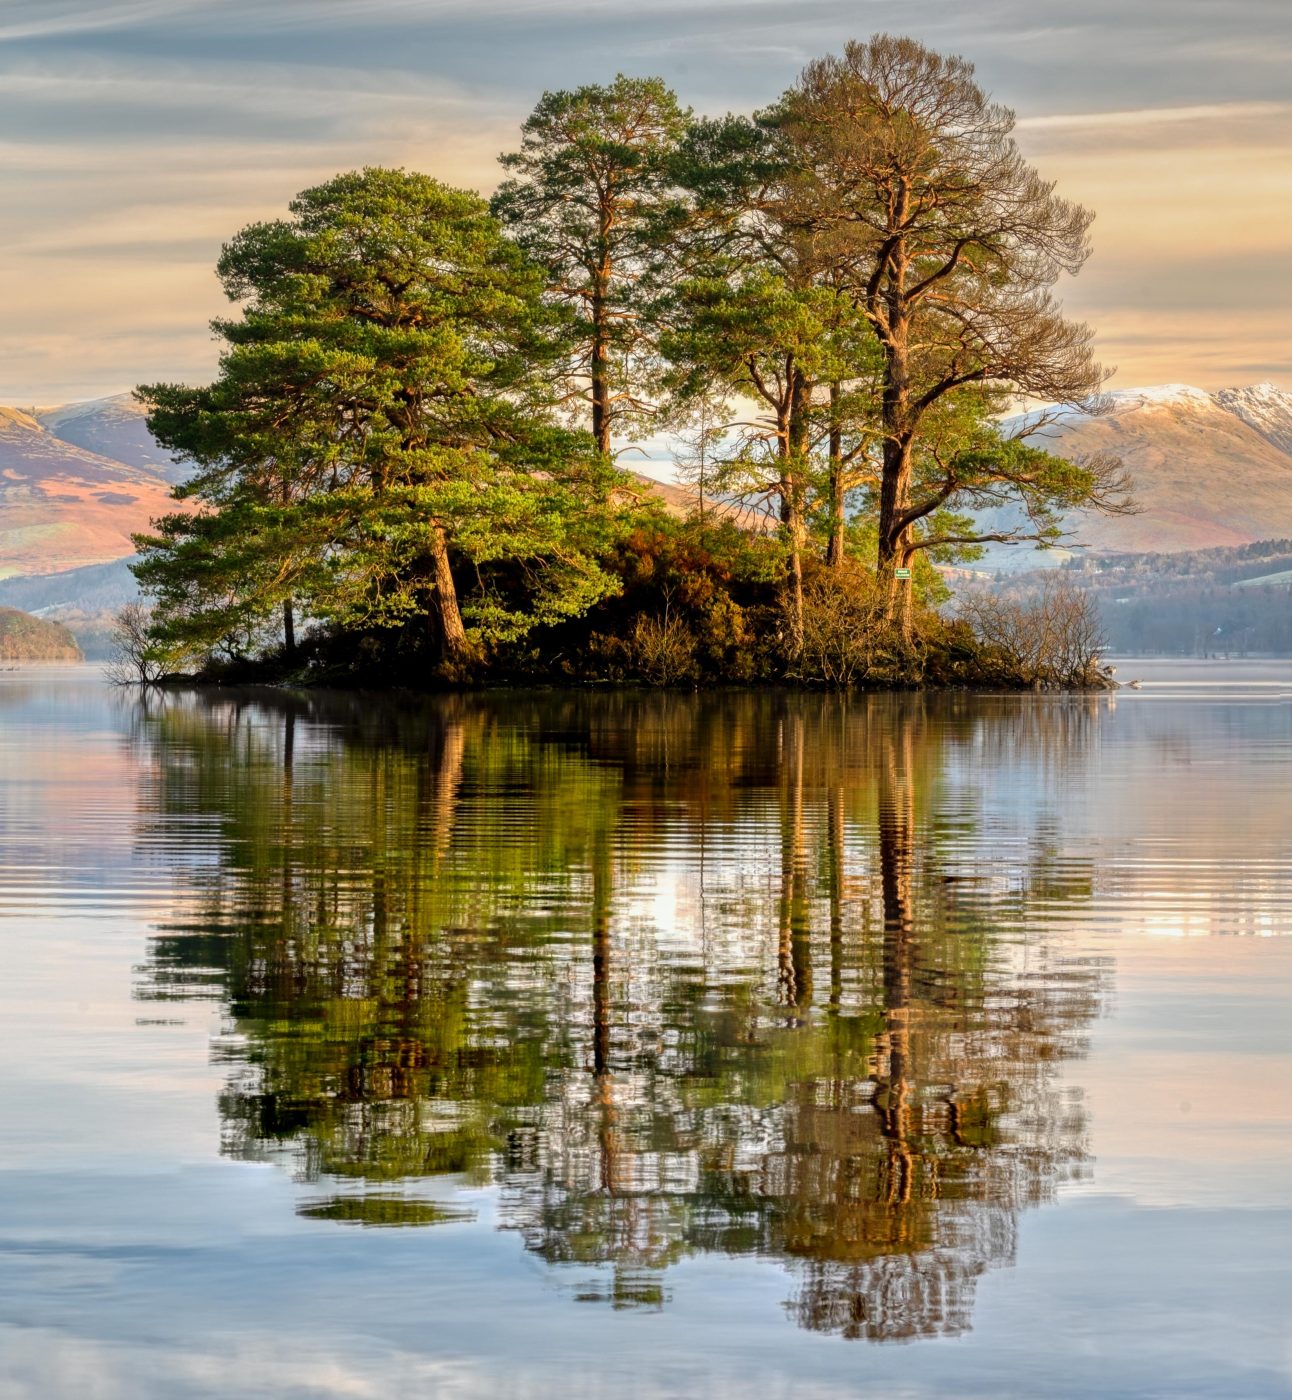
[876,239,915,640]
[878,521,915,642]
[878,422,915,641]
[590,203,613,456]
[782,369,811,657]
[428,524,471,665]
[282,597,296,659]
[825,382,846,569]
[785,503,806,655]
[590,285,611,456]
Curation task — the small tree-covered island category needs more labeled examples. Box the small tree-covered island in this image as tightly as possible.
[132,35,1132,690]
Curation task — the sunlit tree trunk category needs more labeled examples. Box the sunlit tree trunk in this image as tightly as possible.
[428,524,470,665]
[781,370,812,656]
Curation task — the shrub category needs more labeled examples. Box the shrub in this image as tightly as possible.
[794,563,925,686]
[958,574,1107,687]
[627,604,700,685]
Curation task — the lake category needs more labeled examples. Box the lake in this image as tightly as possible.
[1,666,1290,1398]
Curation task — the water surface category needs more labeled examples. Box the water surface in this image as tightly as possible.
[1,669,1290,1397]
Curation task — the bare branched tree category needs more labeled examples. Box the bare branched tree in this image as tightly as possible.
[105,602,165,687]
[958,574,1106,687]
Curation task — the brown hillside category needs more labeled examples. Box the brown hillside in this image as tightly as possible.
[1008,385,1292,555]
[0,607,83,661]
[0,406,182,578]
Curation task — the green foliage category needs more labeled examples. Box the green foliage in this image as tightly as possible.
[137,168,623,671]
[502,514,785,684]
[493,76,690,450]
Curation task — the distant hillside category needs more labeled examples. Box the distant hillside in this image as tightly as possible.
[37,394,186,483]
[1008,539,1292,656]
[0,556,141,614]
[0,558,142,659]
[0,608,83,662]
[981,383,1292,566]
[0,404,183,578]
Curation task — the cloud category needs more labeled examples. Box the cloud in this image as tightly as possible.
[1017,101,1291,133]
[3,0,1292,398]
[0,2,199,43]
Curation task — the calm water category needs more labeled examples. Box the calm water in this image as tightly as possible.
[1,667,1290,1398]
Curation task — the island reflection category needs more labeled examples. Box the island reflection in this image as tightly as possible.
[133,690,1107,1341]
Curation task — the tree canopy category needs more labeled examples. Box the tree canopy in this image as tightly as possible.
[131,38,1129,689]
[138,168,620,674]
[493,75,690,455]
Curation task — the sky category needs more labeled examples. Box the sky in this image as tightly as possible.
[1,0,1290,404]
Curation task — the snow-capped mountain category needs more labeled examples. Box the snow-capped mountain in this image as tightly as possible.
[993,382,1292,561]
[1212,383,1292,458]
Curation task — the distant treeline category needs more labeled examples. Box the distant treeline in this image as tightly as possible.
[131,35,1126,690]
[1012,541,1292,656]
[1070,539,1292,586]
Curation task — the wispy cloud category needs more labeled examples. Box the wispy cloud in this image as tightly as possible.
[0,2,199,44]
[1017,101,1291,132]
[3,0,1292,398]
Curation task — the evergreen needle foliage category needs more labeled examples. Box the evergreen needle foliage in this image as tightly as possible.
[137,169,621,678]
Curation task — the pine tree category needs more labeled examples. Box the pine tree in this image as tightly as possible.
[136,168,619,674]
[493,76,690,455]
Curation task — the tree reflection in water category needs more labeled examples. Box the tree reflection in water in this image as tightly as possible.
[134,690,1107,1340]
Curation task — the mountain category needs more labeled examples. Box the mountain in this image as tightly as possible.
[8,382,1292,603]
[989,383,1292,564]
[0,403,182,579]
[37,393,186,483]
